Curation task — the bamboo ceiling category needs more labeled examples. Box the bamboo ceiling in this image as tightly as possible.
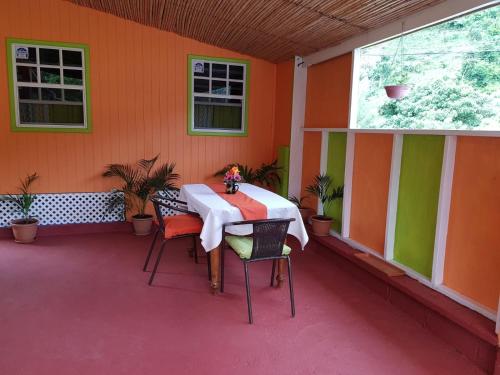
[68,0,444,62]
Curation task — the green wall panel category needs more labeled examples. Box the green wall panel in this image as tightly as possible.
[277,146,290,198]
[325,132,347,233]
[394,135,444,278]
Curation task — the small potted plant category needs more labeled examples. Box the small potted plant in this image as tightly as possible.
[384,71,410,99]
[0,173,40,243]
[288,195,314,224]
[306,174,343,236]
[103,155,179,236]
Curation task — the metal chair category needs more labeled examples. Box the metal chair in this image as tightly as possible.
[143,195,210,286]
[221,218,296,324]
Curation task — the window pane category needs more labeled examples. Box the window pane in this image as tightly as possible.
[62,50,82,67]
[19,103,84,125]
[229,81,243,96]
[194,96,209,103]
[63,69,83,85]
[41,68,60,84]
[193,97,242,130]
[15,47,37,64]
[229,65,244,80]
[18,87,39,100]
[39,48,59,65]
[41,88,62,101]
[211,80,227,95]
[355,6,499,131]
[194,78,210,93]
[64,89,83,102]
[193,61,209,77]
[211,63,227,78]
[16,66,38,83]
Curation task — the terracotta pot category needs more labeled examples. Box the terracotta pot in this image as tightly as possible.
[132,215,153,236]
[10,219,39,243]
[310,215,333,236]
[384,85,410,99]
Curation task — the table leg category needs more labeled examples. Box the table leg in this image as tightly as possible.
[276,238,289,287]
[275,259,286,287]
[209,247,220,294]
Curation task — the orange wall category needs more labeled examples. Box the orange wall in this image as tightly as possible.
[349,134,393,255]
[444,137,500,311]
[273,60,293,152]
[304,53,352,129]
[0,0,277,194]
[300,132,321,209]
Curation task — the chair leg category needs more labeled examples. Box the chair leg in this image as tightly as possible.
[192,236,199,264]
[270,259,276,287]
[143,229,160,272]
[244,262,253,324]
[148,241,167,286]
[220,245,225,293]
[287,257,295,318]
[207,250,212,281]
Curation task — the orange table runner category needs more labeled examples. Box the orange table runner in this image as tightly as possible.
[208,183,268,220]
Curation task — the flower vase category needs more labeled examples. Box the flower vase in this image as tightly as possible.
[225,181,239,194]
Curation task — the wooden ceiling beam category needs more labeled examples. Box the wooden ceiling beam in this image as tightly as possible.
[68,0,447,62]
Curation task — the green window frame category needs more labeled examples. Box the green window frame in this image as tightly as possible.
[188,55,249,136]
[6,38,92,133]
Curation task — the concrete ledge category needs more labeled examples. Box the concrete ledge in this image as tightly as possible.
[309,231,498,374]
[0,221,131,239]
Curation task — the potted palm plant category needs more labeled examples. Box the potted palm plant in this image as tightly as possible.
[0,173,40,243]
[288,195,314,224]
[103,155,179,236]
[306,174,343,236]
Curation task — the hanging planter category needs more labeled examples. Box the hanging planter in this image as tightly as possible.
[384,23,410,100]
[384,84,410,99]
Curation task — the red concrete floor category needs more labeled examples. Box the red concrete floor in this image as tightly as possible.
[0,232,485,375]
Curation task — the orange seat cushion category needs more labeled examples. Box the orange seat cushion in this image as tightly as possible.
[162,214,203,239]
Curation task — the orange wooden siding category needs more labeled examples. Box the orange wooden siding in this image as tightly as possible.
[273,60,293,153]
[0,0,277,194]
[349,134,393,255]
[300,132,322,210]
[444,137,500,311]
[304,53,352,129]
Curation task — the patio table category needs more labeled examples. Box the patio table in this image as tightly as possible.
[179,183,309,292]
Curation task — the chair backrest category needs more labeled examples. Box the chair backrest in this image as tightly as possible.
[150,195,199,234]
[250,218,294,260]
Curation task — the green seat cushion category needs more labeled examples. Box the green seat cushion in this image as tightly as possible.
[225,235,291,260]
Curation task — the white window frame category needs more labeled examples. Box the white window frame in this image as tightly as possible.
[188,55,248,136]
[347,3,500,137]
[8,40,89,131]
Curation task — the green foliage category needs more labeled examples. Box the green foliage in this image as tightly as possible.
[379,79,494,129]
[214,160,281,188]
[461,52,500,91]
[305,174,343,219]
[0,173,39,223]
[288,195,308,209]
[103,155,179,218]
[386,71,409,85]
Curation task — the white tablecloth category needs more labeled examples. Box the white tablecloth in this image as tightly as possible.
[179,183,309,252]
